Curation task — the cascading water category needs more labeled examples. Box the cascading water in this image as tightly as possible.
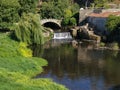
[53,32,72,39]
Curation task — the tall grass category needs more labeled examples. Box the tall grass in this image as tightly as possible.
[0,33,68,90]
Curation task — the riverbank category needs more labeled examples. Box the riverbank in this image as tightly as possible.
[0,33,67,90]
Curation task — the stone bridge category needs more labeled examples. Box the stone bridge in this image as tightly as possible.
[41,19,61,28]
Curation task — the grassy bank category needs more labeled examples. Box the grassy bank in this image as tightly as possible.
[0,33,67,90]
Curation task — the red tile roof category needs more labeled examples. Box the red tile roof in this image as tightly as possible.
[88,12,120,18]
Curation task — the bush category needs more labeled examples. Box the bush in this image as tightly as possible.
[61,17,70,27]
[69,17,77,26]
[19,42,32,57]
[100,42,105,47]
[61,17,77,27]
[64,9,72,18]
[106,42,119,50]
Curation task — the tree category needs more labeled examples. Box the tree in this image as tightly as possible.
[74,0,94,7]
[64,9,72,18]
[69,17,77,26]
[70,3,80,14]
[0,0,46,44]
[0,0,20,30]
[61,18,70,26]
[18,0,38,16]
[106,15,120,32]
[94,0,108,8]
[12,13,44,44]
[40,0,79,19]
[40,1,64,19]
[61,17,77,27]
[106,15,120,42]
[0,0,39,30]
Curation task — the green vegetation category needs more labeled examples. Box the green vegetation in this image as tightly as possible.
[106,15,120,42]
[0,33,67,90]
[40,1,63,19]
[61,17,77,27]
[0,0,68,89]
[94,0,108,8]
[110,42,119,50]
[69,17,77,26]
[61,8,77,27]
[74,0,120,8]
[18,0,38,15]
[12,13,44,44]
[40,0,79,26]
[0,0,39,30]
[106,15,120,32]
[0,0,48,44]
[105,42,119,50]
[61,18,70,27]
[100,42,105,47]
[0,0,20,30]
[40,0,79,19]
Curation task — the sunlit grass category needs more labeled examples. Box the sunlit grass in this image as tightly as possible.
[0,33,68,90]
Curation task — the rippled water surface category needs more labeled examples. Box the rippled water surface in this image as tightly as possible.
[32,40,120,90]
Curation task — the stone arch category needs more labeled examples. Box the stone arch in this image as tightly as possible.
[41,19,61,29]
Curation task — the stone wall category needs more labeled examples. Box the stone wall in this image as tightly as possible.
[79,9,93,25]
[70,24,101,43]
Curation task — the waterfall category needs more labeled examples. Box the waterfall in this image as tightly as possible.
[53,32,72,39]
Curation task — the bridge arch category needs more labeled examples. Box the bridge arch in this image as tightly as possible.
[41,19,61,29]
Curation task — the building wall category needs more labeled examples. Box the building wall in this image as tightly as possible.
[79,9,93,25]
[87,16,107,34]
[79,9,120,35]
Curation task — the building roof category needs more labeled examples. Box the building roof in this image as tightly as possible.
[88,11,120,18]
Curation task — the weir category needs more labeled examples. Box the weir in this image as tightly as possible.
[53,32,72,39]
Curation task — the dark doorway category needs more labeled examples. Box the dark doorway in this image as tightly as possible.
[43,22,61,30]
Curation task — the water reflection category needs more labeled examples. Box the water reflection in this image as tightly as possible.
[32,40,120,90]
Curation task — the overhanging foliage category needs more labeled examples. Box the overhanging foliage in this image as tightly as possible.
[12,13,44,44]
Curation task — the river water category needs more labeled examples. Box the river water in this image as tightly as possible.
[32,39,120,90]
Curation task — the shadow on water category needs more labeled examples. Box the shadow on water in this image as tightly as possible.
[31,39,120,90]
[109,85,120,90]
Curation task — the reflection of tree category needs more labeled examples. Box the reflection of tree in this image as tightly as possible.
[41,43,105,80]
[77,48,120,87]
[42,43,79,79]
[103,50,120,85]
[30,44,44,57]
[33,41,120,88]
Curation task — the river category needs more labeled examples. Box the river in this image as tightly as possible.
[32,39,120,90]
